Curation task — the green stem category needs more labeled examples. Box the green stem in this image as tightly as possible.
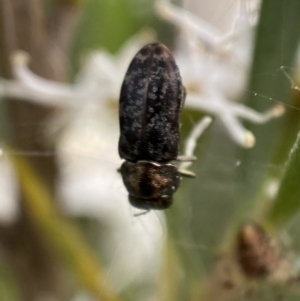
[265,131,300,230]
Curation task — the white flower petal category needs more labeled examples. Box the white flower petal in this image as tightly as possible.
[230,103,285,123]
[220,111,255,147]
[12,51,82,105]
[156,0,221,49]
[0,152,19,225]
[157,0,283,148]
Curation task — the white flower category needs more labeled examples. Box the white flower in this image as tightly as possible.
[156,0,285,148]
[0,31,155,108]
[1,3,285,149]
[0,3,284,148]
[0,31,166,298]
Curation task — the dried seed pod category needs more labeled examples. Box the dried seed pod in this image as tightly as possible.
[237,222,279,278]
[118,43,192,210]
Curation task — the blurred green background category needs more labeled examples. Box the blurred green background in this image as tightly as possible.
[2,0,300,301]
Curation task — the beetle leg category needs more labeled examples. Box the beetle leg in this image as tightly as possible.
[176,155,197,161]
[178,169,196,178]
[134,210,150,217]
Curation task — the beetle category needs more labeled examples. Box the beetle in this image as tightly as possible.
[118,43,195,210]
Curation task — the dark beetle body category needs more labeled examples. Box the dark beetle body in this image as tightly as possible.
[119,43,186,210]
[119,43,184,162]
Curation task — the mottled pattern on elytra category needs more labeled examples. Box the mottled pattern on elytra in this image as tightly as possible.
[119,43,184,162]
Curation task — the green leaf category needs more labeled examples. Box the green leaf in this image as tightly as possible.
[241,0,300,204]
[174,0,300,299]
[265,131,300,230]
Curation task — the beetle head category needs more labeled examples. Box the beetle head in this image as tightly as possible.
[120,161,180,210]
